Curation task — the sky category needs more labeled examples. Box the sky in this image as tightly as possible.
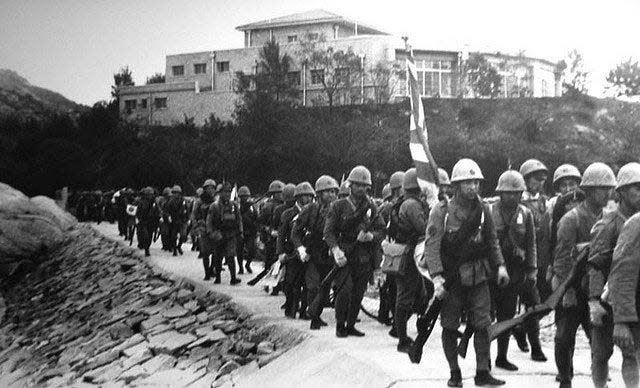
[1,0,639,105]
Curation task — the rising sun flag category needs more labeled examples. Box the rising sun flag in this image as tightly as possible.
[406,46,440,207]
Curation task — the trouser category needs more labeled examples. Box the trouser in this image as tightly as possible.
[378,275,396,324]
[554,296,591,383]
[160,222,170,249]
[168,222,187,250]
[136,222,154,250]
[214,237,238,281]
[395,259,428,341]
[126,217,136,242]
[306,261,332,319]
[334,260,372,328]
[199,233,215,277]
[238,234,256,270]
[591,314,640,388]
[492,277,542,359]
[117,216,127,236]
[284,258,307,316]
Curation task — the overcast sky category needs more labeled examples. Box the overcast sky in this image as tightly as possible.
[1,0,638,105]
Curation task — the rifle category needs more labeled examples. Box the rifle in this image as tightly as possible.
[487,243,591,341]
[408,297,443,363]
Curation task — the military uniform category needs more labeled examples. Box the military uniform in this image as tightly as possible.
[164,195,189,255]
[191,192,215,278]
[521,190,552,298]
[207,198,243,284]
[134,192,159,255]
[278,203,304,317]
[270,200,294,293]
[157,194,171,250]
[238,200,257,274]
[377,197,399,326]
[259,197,282,269]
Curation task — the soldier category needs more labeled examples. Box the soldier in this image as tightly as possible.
[324,165,386,338]
[381,183,392,203]
[438,167,453,201]
[292,175,339,329]
[489,170,546,371]
[252,180,284,287]
[164,185,189,256]
[608,213,640,387]
[158,187,172,251]
[270,183,297,295]
[422,158,509,387]
[392,168,430,353]
[192,179,216,280]
[207,182,243,285]
[552,162,616,388]
[279,182,315,318]
[135,187,160,257]
[190,187,204,251]
[237,186,257,274]
[378,171,405,330]
[588,162,640,388]
[548,164,582,213]
[338,181,350,199]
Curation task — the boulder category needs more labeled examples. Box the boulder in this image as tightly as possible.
[30,196,77,231]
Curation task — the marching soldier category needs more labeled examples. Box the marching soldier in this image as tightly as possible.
[237,186,257,274]
[206,182,243,285]
[338,181,350,199]
[553,162,616,388]
[164,185,189,256]
[270,183,297,295]
[190,187,204,251]
[548,164,582,214]
[279,182,315,318]
[192,179,216,280]
[490,170,546,371]
[438,167,453,201]
[253,180,284,286]
[588,162,640,388]
[292,175,339,329]
[324,166,386,338]
[158,187,172,251]
[135,187,160,257]
[422,158,509,387]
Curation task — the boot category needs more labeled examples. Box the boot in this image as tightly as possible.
[144,248,150,257]
[474,370,505,386]
[230,277,241,285]
[177,245,183,255]
[528,325,547,362]
[495,357,518,371]
[336,323,348,338]
[513,329,529,352]
[245,262,253,273]
[346,326,365,337]
[447,369,463,387]
[214,275,221,284]
[172,248,178,256]
[395,308,410,348]
[310,319,322,330]
[397,337,414,353]
[496,334,517,370]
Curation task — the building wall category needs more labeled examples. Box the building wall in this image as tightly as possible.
[245,22,362,48]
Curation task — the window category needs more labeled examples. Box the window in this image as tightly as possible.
[124,99,136,111]
[287,71,300,86]
[413,59,454,97]
[140,98,148,109]
[541,80,549,96]
[311,69,324,85]
[287,35,297,43]
[172,65,184,76]
[154,97,167,109]
[308,33,319,41]
[194,63,207,74]
[336,68,350,84]
[216,61,229,72]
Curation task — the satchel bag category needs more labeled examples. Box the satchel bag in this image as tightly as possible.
[381,238,410,276]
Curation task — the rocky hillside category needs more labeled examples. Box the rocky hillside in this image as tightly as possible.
[0,69,84,118]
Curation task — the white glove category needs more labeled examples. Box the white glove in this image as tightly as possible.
[331,246,347,267]
[270,230,279,238]
[432,275,446,300]
[589,300,607,326]
[278,253,287,263]
[357,230,374,242]
[297,246,309,262]
[497,265,510,287]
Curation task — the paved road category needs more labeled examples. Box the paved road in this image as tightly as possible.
[92,222,627,387]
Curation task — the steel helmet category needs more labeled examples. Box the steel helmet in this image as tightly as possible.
[141,187,155,196]
[238,186,251,196]
[616,162,640,190]
[268,180,285,194]
[282,183,296,201]
[347,165,372,185]
[402,168,420,190]
[450,158,484,183]
[438,168,451,186]
[219,182,233,192]
[580,162,616,187]
[195,187,203,197]
[171,185,182,194]
[315,175,339,192]
[519,159,548,178]
[162,187,171,196]
[389,171,405,190]
[294,182,315,197]
[339,182,350,196]
[203,179,217,188]
[381,183,392,200]
[495,170,526,192]
[553,164,581,185]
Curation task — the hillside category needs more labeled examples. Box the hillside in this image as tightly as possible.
[0,69,85,118]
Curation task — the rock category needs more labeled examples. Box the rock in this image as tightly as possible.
[130,368,204,387]
[148,331,196,354]
[109,323,133,340]
[175,289,194,302]
[174,316,196,330]
[29,195,77,231]
[118,365,148,383]
[140,354,176,374]
[113,334,145,354]
[217,360,240,376]
[183,300,199,312]
[195,312,208,323]
[120,350,152,371]
[0,297,5,324]
[229,360,259,380]
[122,342,150,358]
[187,329,227,349]
[85,349,119,371]
[140,315,165,332]
[162,305,188,319]
[149,286,172,299]
[256,341,275,355]
[206,356,223,373]
[234,341,256,356]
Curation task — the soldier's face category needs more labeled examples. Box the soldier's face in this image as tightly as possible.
[588,187,612,208]
[274,192,283,201]
[500,191,522,208]
[239,195,249,203]
[221,191,231,201]
[320,189,337,203]
[526,172,547,194]
[350,182,369,198]
[620,184,640,211]
[557,178,579,195]
[298,194,313,206]
[458,180,480,200]
[205,186,216,196]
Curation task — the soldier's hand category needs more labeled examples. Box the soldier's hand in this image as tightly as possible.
[613,323,635,351]
[270,230,279,238]
[297,246,309,262]
[525,271,537,288]
[331,246,347,267]
[357,230,373,242]
[432,275,446,300]
[278,253,287,264]
[497,265,510,288]
[589,300,607,326]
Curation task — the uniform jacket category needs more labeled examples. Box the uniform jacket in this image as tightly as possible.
[135,197,160,226]
[206,199,243,239]
[522,190,551,270]
[190,193,214,229]
[588,202,635,300]
[396,194,428,245]
[276,203,302,256]
[291,201,333,265]
[379,197,400,226]
[552,201,601,306]
[164,195,189,224]
[240,201,258,237]
[489,201,537,275]
[608,213,640,324]
[272,202,294,231]
[259,198,281,231]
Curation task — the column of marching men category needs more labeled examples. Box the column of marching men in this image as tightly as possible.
[74,158,640,388]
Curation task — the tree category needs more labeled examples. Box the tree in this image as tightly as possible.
[559,49,588,95]
[462,53,502,98]
[497,51,532,97]
[111,66,134,100]
[606,58,640,97]
[146,73,165,84]
[369,60,403,104]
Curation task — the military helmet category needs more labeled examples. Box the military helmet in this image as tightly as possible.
[616,162,640,190]
[495,170,526,192]
[219,182,233,193]
[553,164,581,185]
[203,178,217,188]
[580,162,616,187]
[450,158,484,183]
[195,187,203,197]
[162,187,171,196]
[339,182,350,196]
[294,182,315,197]
[402,168,420,190]
[238,186,251,196]
[171,185,182,194]
[141,186,155,196]
[389,171,405,190]
[315,175,339,192]
[347,165,372,185]
[282,183,296,201]
[381,183,392,200]
[438,168,451,186]
[268,180,285,194]
[519,159,548,178]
